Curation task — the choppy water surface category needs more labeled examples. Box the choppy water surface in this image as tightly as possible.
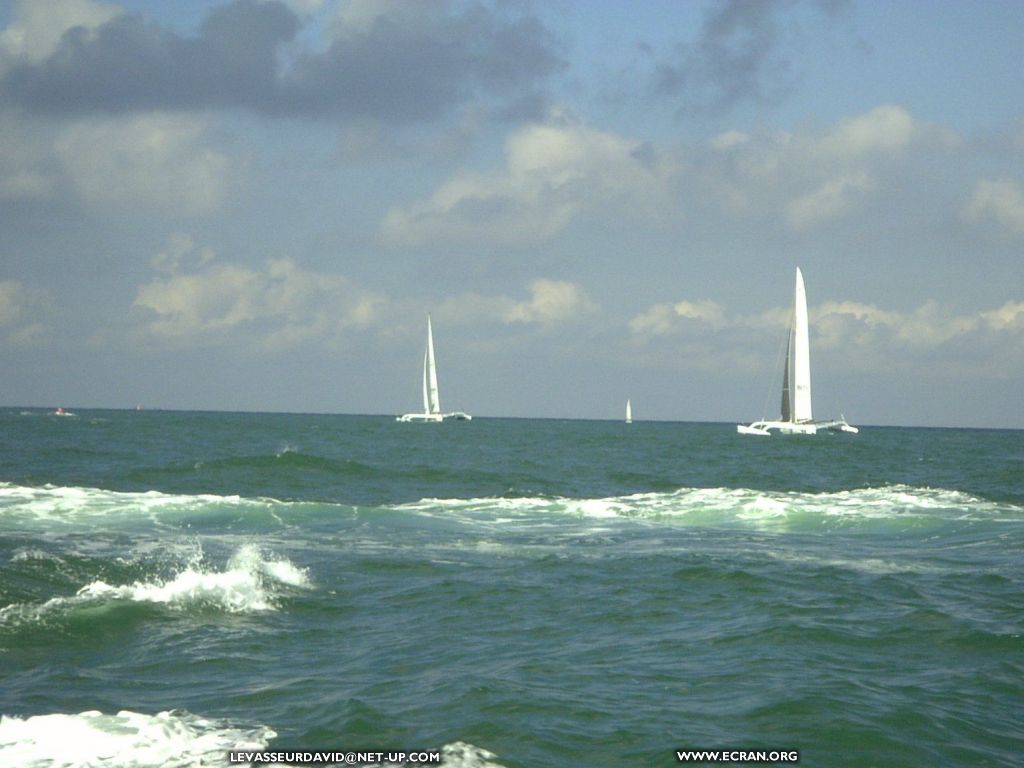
[1,410,1022,766]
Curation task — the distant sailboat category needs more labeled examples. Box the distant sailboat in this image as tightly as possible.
[737,268,857,436]
[625,399,632,424]
[397,315,471,423]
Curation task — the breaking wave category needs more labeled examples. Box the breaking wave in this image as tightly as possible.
[0,710,505,768]
[0,709,274,768]
[1,481,1020,538]
[397,483,1024,530]
[0,544,309,629]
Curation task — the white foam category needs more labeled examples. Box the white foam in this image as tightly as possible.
[399,484,1024,530]
[0,709,274,768]
[0,545,310,626]
[9,548,63,564]
[365,742,506,768]
[0,482,254,527]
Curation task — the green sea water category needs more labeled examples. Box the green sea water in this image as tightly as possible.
[1,409,1022,767]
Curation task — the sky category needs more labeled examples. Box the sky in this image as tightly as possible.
[0,0,1022,428]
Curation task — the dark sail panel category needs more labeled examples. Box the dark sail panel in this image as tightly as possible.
[780,329,792,422]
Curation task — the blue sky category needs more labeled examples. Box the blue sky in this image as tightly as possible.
[0,0,1022,427]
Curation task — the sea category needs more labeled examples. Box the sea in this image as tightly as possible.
[0,409,1021,767]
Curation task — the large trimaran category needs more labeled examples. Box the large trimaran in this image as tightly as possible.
[397,315,471,423]
[737,268,857,436]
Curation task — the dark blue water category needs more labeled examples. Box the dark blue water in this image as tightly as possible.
[1,409,1022,767]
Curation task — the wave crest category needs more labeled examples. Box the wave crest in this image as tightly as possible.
[0,709,274,768]
[0,544,309,628]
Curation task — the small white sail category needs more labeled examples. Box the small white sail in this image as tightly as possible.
[398,315,471,423]
[625,399,632,424]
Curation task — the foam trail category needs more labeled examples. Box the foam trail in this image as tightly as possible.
[0,710,274,768]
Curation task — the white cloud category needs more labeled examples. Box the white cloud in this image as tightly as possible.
[0,169,52,200]
[694,104,953,232]
[505,279,596,324]
[709,130,749,152]
[0,281,24,326]
[132,255,384,349]
[55,114,230,215]
[814,104,916,160]
[785,171,874,230]
[0,0,121,71]
[982,300,1024,331]
[381,111,674,246]
[630,294,1024,378]
[0,111,58,202]
[151,234,216,275]
[0,279,48,345]
[331,0,436,38]
[962,179,1024,238]
[629,300,726,336]
[441,279,596,327]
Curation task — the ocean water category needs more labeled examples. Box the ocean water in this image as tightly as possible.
[0,409,1021,767]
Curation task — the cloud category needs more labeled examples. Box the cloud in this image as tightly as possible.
[132,250,384,349]
[504,279,597,325]
[382,111,674,245]
[696,104,951,231]
[382,103,955,245]
[440,279,596,327]
[0,0,121,72]
[785,171,874,230]
[630,294,1024,378]
[652,0,851,113]
[962,179,1024,238]
[981,300,1024,331]
[814,104,916,159]
[0,110,59,202]
[0,279,49,345]
[0,0,564,122]
[629,300,726,336]
[54,113,229,214]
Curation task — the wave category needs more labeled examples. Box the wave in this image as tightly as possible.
[0,710,505,768]
[2,481,1021,535]
[0,709,274,768]
[0,544,310,629]
[345,743,506,768]
[0,482,326,529]
[396,484,1024,531]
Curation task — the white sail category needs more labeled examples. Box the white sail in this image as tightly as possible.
[791,267,812,423]
[625,399,632,423]
[398,315,471,422]
[736,267,856,436]
[425,315,441,414]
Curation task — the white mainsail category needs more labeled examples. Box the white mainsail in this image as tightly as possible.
[737,267,857,436]
[424,315,440,415]
[791,267,812,423]
[626,399,632,424]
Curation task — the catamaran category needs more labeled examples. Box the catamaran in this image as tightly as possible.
[737,268,857,436]
[397,315,471,423]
